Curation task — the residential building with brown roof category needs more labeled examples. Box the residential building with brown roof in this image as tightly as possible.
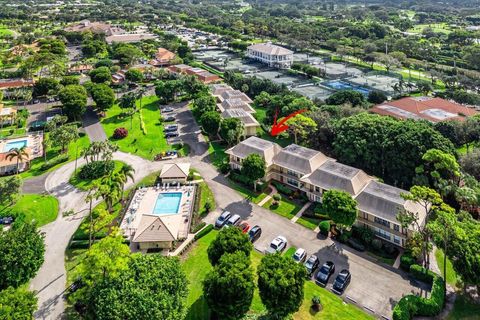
[149,48,176,66]
[221,108,260,136]
[0,79,35,90]
[370,96,478,122]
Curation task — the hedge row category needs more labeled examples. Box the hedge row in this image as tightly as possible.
[40,154,69,171]
[272,181,293,196]
[393,265,445,320]
[194,224,213,240]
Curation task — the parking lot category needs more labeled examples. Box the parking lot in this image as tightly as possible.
[207,197,429,319]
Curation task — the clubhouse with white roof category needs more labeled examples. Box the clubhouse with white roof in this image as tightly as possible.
[246,42,294,69]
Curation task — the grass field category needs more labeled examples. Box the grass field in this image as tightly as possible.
[208,141,228,168]
[198,181,216,216]
[0,194,58,227]
[447,295,480,320]
[228,180,269,204]
[296,215,322,230]
[408,23,453,34]
[0,28,13,37]
[101,96,184,160]
[435,248,461,288]
[182,230,374,320]
[20,134,90,180]
[69,160,125,191]
[262,198,302,220]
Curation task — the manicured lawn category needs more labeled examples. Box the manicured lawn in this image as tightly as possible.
[283,246,297,258]
[253,106,267,123]
[447,294,480,320]
[262,198,302,219]
[228,180,269,204]
[182,229,373,320]
[0,194,58,227]
[69,160,125,191]
[19,134,90,180]
[208,141,228,168]
[296,216,322,230]
[198,181,216,216]
[101,95,183,160]
[0,28,13,36]
[435,248,460,288]
[408,23,453,34]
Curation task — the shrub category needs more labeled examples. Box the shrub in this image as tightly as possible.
[230,172,252,186]
[139,109,147,135]
[400,252,416,271]
[337,229,352,243]
[204,202,212,213]
[68,240,91,249]
[352,225,374,245]
[347,238,365,251]
[40,154,69,171]
[191,222,206,234]
[219,162,230,174]
[410,264,435,283]
[78,161,115,180]
[194,224,213,240]
[113,127,128,139]
[272,194,281,201]
[319,220,330,236]
[371,238,383,251]
[272,181,293,196]
[383,243,396,255]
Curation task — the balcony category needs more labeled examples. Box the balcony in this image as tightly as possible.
[356,216,406,238]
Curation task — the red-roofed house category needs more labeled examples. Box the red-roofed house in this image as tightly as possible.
[149,48,176,67]
[0,79,35,90]
[370,96,478,122]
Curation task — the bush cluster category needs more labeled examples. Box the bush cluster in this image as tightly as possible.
[319,220,330,236]
[392,264,445,320]
[78,161,114,180]
[113,127,128,139]
[272,181,293,196]
[194,224,214,240]
[230,172,252,186]
[400,252,416,271]
[40,154,69,171]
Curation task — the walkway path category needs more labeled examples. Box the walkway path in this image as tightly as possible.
[290,202,312,223]
[257,183,277,207]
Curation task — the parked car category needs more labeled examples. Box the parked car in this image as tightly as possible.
[162,107,174,113]
[265,236,287,254]
[165,131,179,138]
[315,261,335,286]
[248,225,262,242]
[164,115,175,122]
[304,255,319,277]
[0,216,14,225]
[215,211,232,228]
[225,214,241,227]
[165,125,178,132]
[332,269,351,294]
[293,248,307,263]
[238,221,250,233]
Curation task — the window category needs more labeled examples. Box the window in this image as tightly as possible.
[287,178,298,187]
[374,217,390,228]
[374,228,391,241]
[287,169,299,177]
[393,236,401,245]
[394,224,400,232]
[315,186,320,193]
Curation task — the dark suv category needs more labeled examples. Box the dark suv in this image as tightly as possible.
[332,269,351,294]
[248,225,262,242]
[315,261,335,286]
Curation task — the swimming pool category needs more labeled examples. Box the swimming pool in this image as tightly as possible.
[152,193,182,215]
[4,139,28,152]
[324,80,370,95]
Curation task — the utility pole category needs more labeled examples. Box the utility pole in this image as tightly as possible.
[385,42,388,55]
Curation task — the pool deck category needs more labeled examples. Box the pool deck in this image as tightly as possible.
[0,134,44,158]
[120,185,196,242]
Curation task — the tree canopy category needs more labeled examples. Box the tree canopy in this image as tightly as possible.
[89,66,112,84]
[207,227,253,266]
[91,83,115,112]
[241,154,266,187]
[200,111,222,136]
[322,189,358,228]
[219,118,244,146]
[58,85,88,120]
[0,287,37,320]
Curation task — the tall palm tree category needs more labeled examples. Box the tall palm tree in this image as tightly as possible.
[100,173,123,212]
[6,146,29,174]
[118,164,135,201]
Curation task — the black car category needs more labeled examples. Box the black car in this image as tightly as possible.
[164,125,178,132]
[164,115,175,122]
[0,216,14,225]
[332,269,351,294]
[304,255,319,277]
[165,131,179,138]
[248,225,262,242]
[315,261,335,286]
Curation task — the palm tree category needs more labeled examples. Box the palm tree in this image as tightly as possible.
[6,146,29,174]
[99,173,123,212]
[118,164,135,201]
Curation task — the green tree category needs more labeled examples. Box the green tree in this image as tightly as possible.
[91,83,115,112]
[207,227,253,266]
[0,287,37,320]
[285,114,317,145]
[58,85,88,120]
[61,75,80,86]
[322,189,358,229]
[33,77,60,97]
[326,90,366,107]
[89,66,112,84]
[257,254,306,318]
[118,164,135,200]
[0,222,45,289]
[397,186,443,269]
[200,111,221,137]
[113,44,143,65]
[192,94,216,118]
[6,147,29,175]
[415,148,461,192]
[241,154,266,192]
[49,124,79,153]
[219,118,244,146]
[86,254,188,320]
[155,80,183,104]
[125,68,144,83]
[416,80,433,95]
[367,90,387,104]
[203,252,254,320]
[0,175,22,206]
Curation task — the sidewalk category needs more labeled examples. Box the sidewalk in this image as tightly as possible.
[257,183,278,207]
[290,202,312,223]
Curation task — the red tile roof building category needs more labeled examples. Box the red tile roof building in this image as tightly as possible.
[167,64,221,84]
[0,79,35,90]
[370,96,478,122]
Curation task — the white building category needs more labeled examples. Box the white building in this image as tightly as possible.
[246,43,294,69]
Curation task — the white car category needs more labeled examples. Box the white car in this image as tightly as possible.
[292,248,307,263]
[265,236,287,254]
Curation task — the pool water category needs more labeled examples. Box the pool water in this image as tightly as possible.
[4,139,28,152]
[153,193,182,215]
[324,81,370,95]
